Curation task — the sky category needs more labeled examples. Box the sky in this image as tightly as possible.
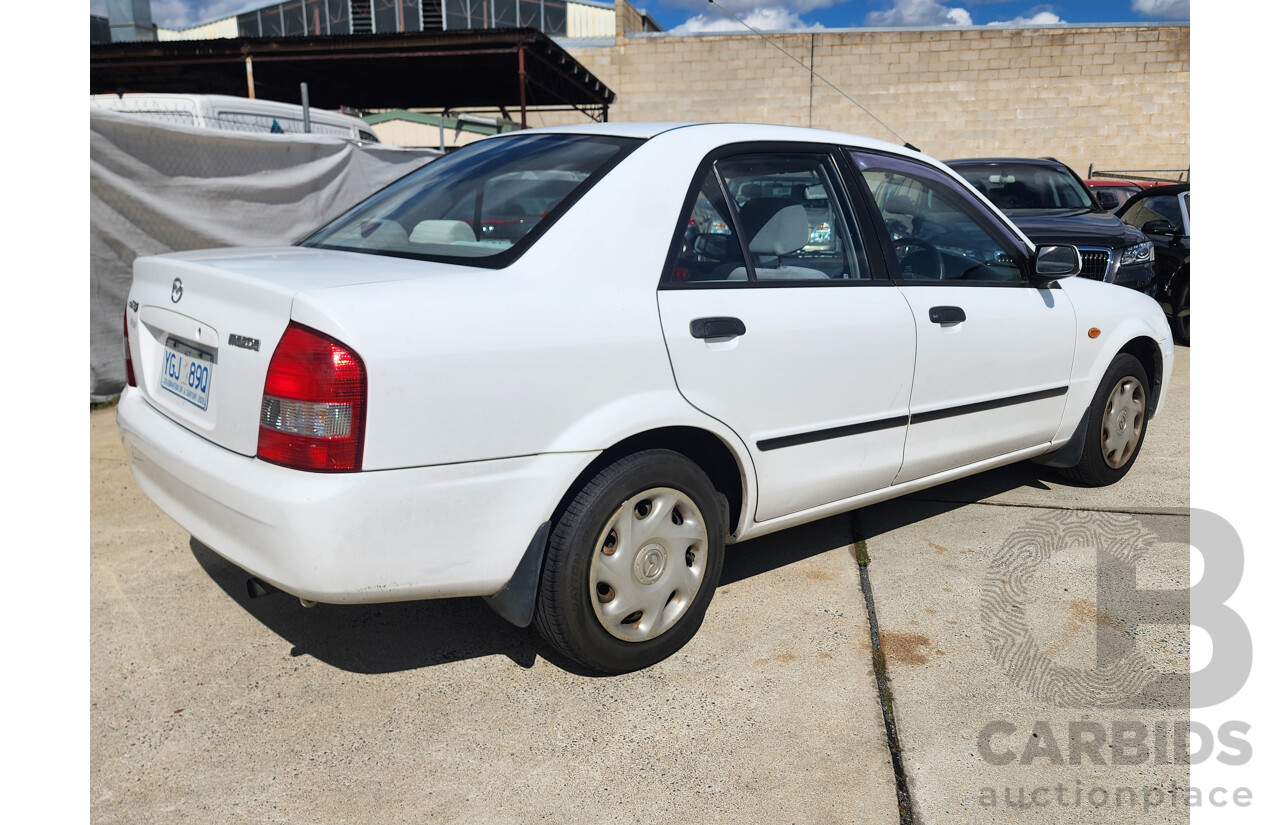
[90,0,1190,32]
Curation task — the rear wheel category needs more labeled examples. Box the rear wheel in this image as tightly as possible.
[1059,354,1150,487]
[534,450,725,674]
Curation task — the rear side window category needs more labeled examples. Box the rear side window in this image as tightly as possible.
[667,152,869,284]
[303,133,639,267]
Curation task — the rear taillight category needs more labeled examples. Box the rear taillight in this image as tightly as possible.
[257,323,366,472]
[124,310,137,388]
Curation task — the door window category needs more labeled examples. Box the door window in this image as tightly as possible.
[852,152,1027,284]
[1121,194,1185,234]
[667,152,869,283]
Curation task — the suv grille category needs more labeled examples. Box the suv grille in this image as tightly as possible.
[1078,248,1112,281]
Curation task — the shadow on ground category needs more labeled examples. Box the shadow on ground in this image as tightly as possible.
[188,461,1071,675]
[189,538,568,674]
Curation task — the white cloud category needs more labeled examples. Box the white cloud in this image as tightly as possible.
[672,6,825,33]
[988,10,1066,26]
[864,0,974,27]
[1131,0,1190,19]
[128,2,270,29]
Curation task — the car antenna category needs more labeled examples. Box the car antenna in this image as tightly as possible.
[705,0,919,151]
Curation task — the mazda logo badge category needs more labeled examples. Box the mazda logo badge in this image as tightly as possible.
[171,278,183,303]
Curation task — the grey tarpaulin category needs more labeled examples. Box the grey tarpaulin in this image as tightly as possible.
[90,108,439,402]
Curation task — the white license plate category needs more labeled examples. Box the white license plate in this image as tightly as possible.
[160,337,214,411]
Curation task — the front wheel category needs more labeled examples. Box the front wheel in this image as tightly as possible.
[534,450,725,674]
[1059,354,1151,487]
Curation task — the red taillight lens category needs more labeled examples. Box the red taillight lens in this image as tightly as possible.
[257,323,366,472]
[124,310,137,388]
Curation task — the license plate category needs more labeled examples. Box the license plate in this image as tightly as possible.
[160,337,214,411]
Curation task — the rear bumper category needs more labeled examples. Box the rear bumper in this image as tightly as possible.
[116,389,597,604]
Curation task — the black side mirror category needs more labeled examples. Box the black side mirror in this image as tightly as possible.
[1141,219,1177,236]
[1031,245,1081,284]
[1096,191,1120,210]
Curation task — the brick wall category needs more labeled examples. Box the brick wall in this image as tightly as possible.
[553,2,1189,177]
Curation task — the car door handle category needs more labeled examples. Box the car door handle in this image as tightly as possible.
[928,306,966,325]
[690,317,747,339]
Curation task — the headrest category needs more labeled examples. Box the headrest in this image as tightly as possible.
[742,202,810,255]
[410,220,477,245]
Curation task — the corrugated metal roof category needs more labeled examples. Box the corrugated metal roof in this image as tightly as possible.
[90,28,616,117]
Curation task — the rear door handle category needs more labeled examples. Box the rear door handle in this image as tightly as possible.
[928,306,966,325]
[690,316,747,339]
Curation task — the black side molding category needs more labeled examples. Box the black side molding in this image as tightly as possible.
[755,386,1070,452]
[911,386,1068,425]
[758,415,909,452]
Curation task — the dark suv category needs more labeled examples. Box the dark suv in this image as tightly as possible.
[946,158,1155,293]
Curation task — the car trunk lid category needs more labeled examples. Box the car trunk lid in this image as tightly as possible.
[126,246,427,457]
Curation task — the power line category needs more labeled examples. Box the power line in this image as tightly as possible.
[705,0,918,150]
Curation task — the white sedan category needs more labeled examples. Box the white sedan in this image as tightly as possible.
[118,123,1174,674]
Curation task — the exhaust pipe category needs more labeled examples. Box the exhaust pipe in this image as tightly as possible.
[246,577,279,599]
[247,576,317,608]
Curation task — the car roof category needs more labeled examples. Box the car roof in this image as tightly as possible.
[1129,182,1190,197]
[944,157,1068,167]
[510,121,914,155]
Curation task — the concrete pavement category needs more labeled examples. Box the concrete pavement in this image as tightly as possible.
[91,345,1189,824]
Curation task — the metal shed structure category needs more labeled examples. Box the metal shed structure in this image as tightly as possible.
[90,28,616,126]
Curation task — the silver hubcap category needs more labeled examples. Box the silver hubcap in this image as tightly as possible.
[590,487,709,642]
[1101,376,1146,469]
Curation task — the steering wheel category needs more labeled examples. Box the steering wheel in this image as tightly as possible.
[892,236,946,279]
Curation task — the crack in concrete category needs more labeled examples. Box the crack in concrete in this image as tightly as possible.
[850,511,915,825]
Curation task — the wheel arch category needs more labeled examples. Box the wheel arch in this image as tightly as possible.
[1117,335,1164,418]
[550,426,750,541]
[485,426,750,631]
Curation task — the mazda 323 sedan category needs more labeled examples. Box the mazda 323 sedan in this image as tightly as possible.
[118,123,1174,674]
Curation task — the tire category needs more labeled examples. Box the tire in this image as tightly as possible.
[1169,280,1189,345]
[534,450,725,674]
[1059,354,1151,487]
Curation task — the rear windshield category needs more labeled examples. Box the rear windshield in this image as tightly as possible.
[303,133,639,266]
[951,163,1093,212]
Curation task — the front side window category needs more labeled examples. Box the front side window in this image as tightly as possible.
[667,152,868,283]
[303,133,638,266]
[853,152,1025,283]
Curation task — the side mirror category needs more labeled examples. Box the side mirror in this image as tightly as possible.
[1141,219,1177,236]
[1096,190,1120,210]
[1032,245,1081,283]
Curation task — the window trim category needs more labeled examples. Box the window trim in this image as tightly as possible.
[844,149,1042,288]
[659,141,893,290]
